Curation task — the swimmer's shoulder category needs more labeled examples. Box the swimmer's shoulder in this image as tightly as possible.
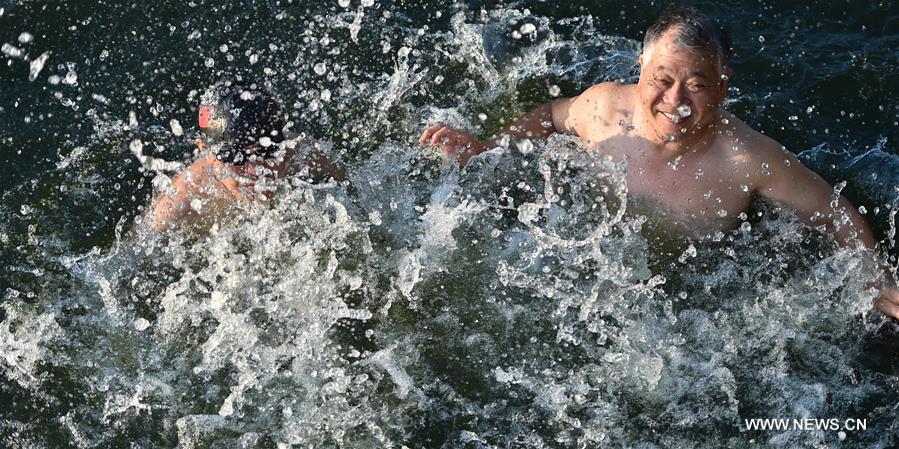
[560,82,634,135]
[713,111,800,180]
[571,82,632,111]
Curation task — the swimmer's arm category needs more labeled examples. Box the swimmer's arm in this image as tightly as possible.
[304,149,347,183]
[420,102,560,165]
[419,84,608,165]
[757,145,899,319]
[146,154,219,231]
[146,165,201,231]
[757,148,875,249]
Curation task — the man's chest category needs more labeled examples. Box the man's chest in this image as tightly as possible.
[586,133,756,226]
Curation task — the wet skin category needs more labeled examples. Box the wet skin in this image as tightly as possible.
[420,30,899,318]
[146,137,344,232]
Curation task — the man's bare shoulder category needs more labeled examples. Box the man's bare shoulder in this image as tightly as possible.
[724,113,789,158]
[714,111,802,182]
[573,82,633,109]
[566,82,635,131]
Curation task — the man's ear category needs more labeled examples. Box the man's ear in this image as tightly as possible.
[720,67,733,94]
[638,53,644,67]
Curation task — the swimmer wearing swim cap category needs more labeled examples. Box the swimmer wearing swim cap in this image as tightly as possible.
[146,77,345,232]
[197,79,286,165]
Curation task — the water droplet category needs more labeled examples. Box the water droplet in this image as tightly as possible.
[676,104,691,117]
[520,23,537,35]
[48,74,60,85]
[62,71,78,86]
[515,139,534,155]
[338,0,351,7]
[361,0,374,6]
[18,32,33,44]
[858,206,867,214]
[758,35,766,43]
[169,119,183,136]
[738,212,748,221]
[434,75,444,84]
[761,162,771,175]
[204,57,215,68]
[740,184,749,192]
[320,89,332,101]
[313,62,327,76]
[717,209,728,218]
[783,159,791,166]
[668,155,682,170]
[1,43,23,58]
[720,118,729,125]
[129,139,144,159]
[788,115,798,121]
[740,221,752,232]
[28,51,50,82]
[248,53,259,64]
[703,191,712,199]
[664,134,676,142]
[678,244,697,263]
[477,113,487,122]
[548,85,561,97]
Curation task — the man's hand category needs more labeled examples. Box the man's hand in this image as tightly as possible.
[874,287,899,319]
[419,123,485,165]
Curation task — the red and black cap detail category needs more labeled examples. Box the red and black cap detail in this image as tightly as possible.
[198,79,286,165]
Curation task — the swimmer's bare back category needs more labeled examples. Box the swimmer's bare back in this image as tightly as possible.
[146,152,256,232]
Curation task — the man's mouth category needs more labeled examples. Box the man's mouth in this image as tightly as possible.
[660,105,692,124]
[660,111,686,123]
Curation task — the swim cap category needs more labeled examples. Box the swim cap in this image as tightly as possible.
[198,79,285,165]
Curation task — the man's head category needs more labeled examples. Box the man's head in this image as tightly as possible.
[198,79,286,165]
[637,7,733,146]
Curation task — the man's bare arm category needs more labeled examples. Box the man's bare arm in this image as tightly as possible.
[303,149,347,183]
[758,148,875,249]
[145,153,232,231]
[417,83,616,165]
[418,101,561,165]
[146,165,201,231]
[756,143,899,318]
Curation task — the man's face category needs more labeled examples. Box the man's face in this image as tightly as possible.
[637,31,730,146]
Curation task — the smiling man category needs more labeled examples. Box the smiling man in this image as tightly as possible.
[419,7,899,319]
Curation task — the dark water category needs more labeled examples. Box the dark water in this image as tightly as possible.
[2,0,899,448]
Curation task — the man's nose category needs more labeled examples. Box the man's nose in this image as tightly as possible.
[664,83,687,105]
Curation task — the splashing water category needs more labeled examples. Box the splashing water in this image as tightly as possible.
[2,3,899,449]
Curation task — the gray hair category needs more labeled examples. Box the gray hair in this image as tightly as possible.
[643,7,733,70]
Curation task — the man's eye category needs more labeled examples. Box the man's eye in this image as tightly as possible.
[688,84,706,92]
